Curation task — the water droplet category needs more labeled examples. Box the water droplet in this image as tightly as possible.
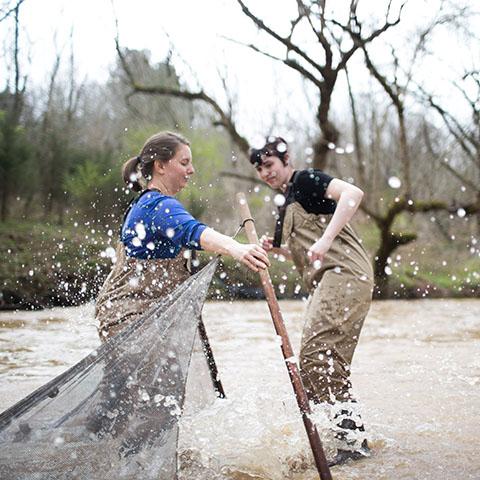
[166,228,175,238]
[388,176,402,189]
[274,194,286,206]
[457,208,466,218]
[134,223,146,240]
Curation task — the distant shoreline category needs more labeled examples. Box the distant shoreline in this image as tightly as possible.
[1,221,478,310]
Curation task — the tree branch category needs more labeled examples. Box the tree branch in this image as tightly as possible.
[115,29,251,156]
[222,35,323,89]
[0,0,25,23]
[219,171,263,185]
[235,0,326,76]
[296,0,333,69]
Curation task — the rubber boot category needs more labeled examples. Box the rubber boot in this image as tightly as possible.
[328,407,371,467]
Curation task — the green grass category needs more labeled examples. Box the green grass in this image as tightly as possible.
[1,219,478,308]
[0,220,111,308]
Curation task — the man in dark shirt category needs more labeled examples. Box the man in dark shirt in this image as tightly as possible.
[250,137,374,465]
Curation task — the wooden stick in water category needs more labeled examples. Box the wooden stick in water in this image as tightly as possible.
[236,192,333,480]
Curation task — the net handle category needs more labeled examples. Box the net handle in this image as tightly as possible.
[236,192,332,480]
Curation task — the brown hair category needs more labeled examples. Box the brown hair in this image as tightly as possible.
[249,136,289,167]
[122,131,190,192]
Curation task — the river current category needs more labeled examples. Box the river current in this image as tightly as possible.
[1,299,479,479]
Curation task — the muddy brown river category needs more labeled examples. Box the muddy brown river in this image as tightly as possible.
[1,299,479,479]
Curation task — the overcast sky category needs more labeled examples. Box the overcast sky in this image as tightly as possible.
[2,0,478,144]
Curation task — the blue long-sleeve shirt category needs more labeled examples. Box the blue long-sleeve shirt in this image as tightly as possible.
[121,190,207,259]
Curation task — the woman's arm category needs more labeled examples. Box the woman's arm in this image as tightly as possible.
[150,197,269,271]
[200,227,270,272]
[308,178,364,264]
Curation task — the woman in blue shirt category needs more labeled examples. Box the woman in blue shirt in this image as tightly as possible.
[96,131,269,340]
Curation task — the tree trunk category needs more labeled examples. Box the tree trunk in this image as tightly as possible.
[373,218,417,298]
[313,83,338,170]
[1,182,8,221]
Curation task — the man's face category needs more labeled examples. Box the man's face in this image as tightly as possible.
[255,154,291,190]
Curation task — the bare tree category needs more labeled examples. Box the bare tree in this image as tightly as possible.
[234,0,405,169]
[0,0,27,220]
[115,30,250,157]
[343,3,479,295]
[422,72,480,198]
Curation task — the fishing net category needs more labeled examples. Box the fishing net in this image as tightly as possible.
[0,259,219,480]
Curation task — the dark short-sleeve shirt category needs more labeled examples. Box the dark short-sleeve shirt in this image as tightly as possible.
[289,169,336,214]
[273,169,336,247]
[121,190,207,259]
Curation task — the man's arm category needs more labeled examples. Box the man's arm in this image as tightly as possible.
[308,178,364,264]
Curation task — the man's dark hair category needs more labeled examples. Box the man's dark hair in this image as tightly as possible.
[249,136,289,167]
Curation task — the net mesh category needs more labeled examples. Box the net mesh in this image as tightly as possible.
[0,259,218,480]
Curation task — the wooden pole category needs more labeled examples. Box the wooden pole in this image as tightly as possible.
[236,192,333,480]
[191,250,226,398]
[197,318,226,398]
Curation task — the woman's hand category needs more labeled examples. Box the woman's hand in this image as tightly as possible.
[230,243,270,272]
[307,236,333,266]
[199,228,269,271]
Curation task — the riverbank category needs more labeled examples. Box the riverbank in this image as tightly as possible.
[1,221,478,310]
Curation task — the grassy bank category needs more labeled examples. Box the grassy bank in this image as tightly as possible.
[0,221,111,309]
[1,221,478,310]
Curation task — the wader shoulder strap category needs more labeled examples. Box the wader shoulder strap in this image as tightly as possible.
[273,172,298,248]
[119,188,163,239]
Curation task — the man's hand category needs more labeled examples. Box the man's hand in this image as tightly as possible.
[260,235,274,252]
[307,236,333,267]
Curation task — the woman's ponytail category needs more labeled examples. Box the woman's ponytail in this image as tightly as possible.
[122,156,143,192]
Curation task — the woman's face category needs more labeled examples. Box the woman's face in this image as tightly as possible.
[255,155,291,191]
[158,144,195,194]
